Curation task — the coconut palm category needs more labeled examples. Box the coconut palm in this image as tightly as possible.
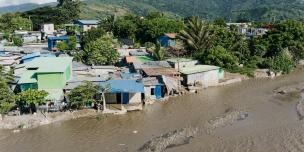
[153,41,166,61]
[178,16,213,54]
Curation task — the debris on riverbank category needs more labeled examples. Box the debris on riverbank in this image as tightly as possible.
[296,93,304,120]
[138,127,198,152]
[204,110,248,134]
[0,109,100,129]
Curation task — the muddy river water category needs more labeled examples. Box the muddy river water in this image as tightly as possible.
[2,69,304,152]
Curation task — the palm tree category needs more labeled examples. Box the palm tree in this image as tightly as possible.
[153,41,166,61]
[178,16,213,54]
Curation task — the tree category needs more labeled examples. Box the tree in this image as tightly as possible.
[141,17,183,42]
[199,45,237,69]
[0,79,15,115]
[17,89,49,106]
[152,42,166,61]
[0,13,32,33]
[178,16,213,54]
[83,35,119,65]
[13,37,24,47]
[68,36,77,50]
[56,41,68,51]
[68,82,98,109]
[266,50,294,74]
[213,18,226,27]
[113,17,138,39]
[99,15,116,33]
[81,27,105,47]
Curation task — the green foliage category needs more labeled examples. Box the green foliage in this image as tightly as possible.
[99,15,116,33]
[56,41,68,51]
[83,35,119,65]
[17,89,49,106]
[68,82,98,109]
[68,36,77,50]
[199,45,237,69]
[81,27,106,47]
[153,42,166,61]
[0,13,32,33]
[145,42,156,52]
[22,0,82,30]
[0,79,15,114]
[178,16,213,54]
[13,37,23,47]
[265,50,295,74]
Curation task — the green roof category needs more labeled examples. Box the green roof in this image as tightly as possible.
[18,70,37,84]
[136,56,154,62]
[25,57,73,73]
[180,65,220,75]
[167,58,196,63]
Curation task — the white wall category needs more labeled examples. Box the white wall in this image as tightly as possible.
[82,25,98,32]
[129,93,142,104]
[186,70,219,87]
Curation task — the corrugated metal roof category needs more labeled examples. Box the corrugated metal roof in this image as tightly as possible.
[18,70,37,84]
[22,52,41,60]
[133,61,171,69]
[167,58,197,63]
[75,20,99,25]
[100,80,144,93]
[164,33,177,39]
[142,68,179,77]
[25,57,73,73]
[180,65,220,75]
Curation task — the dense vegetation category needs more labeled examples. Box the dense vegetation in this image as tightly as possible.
[80,0,304,22]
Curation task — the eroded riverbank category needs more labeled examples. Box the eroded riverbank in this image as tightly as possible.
[1,68,304,152]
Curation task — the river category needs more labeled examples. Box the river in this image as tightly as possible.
[1,68,304,152]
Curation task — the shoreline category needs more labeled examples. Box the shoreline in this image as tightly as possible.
[0,70,294,130]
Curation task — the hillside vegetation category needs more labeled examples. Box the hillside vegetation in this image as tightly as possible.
[82,0,304,21]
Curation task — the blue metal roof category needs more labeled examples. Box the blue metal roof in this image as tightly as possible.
[100,80,144,93]
[74,20,99,25]
[22,52,41,60]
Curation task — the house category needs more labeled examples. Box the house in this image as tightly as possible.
[17,57,73,101]
[167,58,199,70]
[74,20,99,32]
[13,30,42,43]
[159,33,177,47]
[48,35,80,50]
[41,23,55,39]
[143,77,165,100]
[180,65,224,87]
[100,80,144,104]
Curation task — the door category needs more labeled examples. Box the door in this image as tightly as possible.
[155,85,162,99]
[122,93,129,104]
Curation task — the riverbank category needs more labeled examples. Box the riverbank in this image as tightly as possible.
[1,68,304,152]
[0,109,100,130]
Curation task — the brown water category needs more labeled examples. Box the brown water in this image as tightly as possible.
[1,69,304,152]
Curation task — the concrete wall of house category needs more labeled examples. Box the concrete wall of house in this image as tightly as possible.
[104,92,142,104]
[82,25,98,32]
[20,83,38,91]
[64,64,72,81]
[173,61,199,70]
[129,93,142,104]
[185,70,219,87]
[37,73,65,89]
[144,86,155,98]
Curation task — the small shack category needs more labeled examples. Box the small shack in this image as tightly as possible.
[100,80,144,104]
[143,77,165,100]
[74,20,99,32]
[159,33,177,47]
[180,65,224,87]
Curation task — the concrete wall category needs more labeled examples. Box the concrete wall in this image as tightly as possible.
[185,70,219,87]
[37,73,65,89]
[82,25,98,32]
[104,93,142,104]
[144,86,155,98]
[172,61,199,70]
